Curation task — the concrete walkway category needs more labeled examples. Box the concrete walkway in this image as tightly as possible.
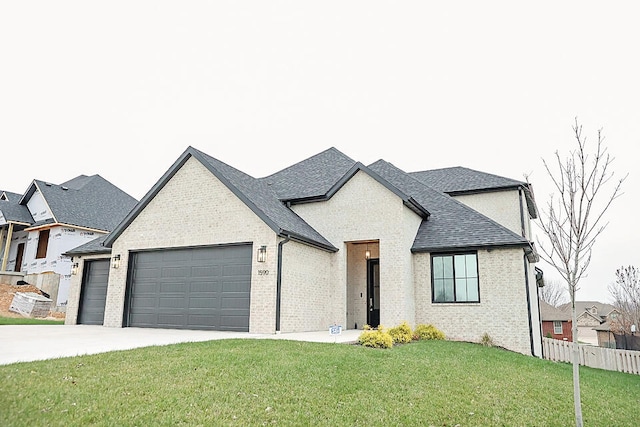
[0,325,361,365]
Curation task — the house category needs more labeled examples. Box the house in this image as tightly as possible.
[559,301,620,345]
[0,175,138,308]
[65,146,544,356]
[539,299,572,341]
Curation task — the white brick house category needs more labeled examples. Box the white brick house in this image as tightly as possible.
[65,147,543,356]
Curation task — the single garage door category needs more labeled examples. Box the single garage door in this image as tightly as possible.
[77,259,110,325]
[126,244,252,331]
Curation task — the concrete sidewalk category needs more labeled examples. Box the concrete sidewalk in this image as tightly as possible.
[0,325,361,365]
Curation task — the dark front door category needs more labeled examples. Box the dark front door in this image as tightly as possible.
[14,243,24,272]
[367,259,380,328]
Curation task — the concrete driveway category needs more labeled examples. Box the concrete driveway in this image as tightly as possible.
[0,325,361,365]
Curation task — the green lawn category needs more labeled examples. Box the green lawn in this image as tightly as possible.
[0,316,64,325]
[0,340,638,426]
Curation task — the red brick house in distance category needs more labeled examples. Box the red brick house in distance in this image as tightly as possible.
[539,300,572,341]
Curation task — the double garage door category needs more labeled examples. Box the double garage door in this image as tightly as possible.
[79,244,252,331]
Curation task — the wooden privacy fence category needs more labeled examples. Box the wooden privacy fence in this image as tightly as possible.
[542,337,640,375]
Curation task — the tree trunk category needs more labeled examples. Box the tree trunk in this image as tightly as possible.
[572,300,583,427]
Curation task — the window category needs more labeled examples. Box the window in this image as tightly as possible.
[35,229,50,259]
[553,321,563,334]
[432,253,479,303]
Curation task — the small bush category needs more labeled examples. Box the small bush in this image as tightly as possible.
[414,324,445,341]
[389,321,413,344]
[545,332,553,339]
[358,325,394,349]
[480,332,495,347]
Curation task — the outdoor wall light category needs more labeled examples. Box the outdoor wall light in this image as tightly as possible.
[365,243,371,260]
[71,263,79,275]
[257,245,267,263]
[111,254,121,269]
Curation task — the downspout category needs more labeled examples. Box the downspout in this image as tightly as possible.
[275,234,291,333]
[1,222,14,271]
[523,254,535,356]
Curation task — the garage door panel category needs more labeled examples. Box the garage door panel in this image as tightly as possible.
[78,259,110,325]
[127,244,252,331]
[159,282,188,293]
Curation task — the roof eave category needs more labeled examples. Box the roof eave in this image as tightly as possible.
[279,230,338,252]
[411,241,530,254]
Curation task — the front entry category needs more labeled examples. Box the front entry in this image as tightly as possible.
[367,258,380,328]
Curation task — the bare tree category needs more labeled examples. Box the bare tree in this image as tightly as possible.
[539,278,569,307]
[608,266,640,334]
[537,118,626,427]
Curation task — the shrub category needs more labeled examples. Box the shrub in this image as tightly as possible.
[358,325,394,349]
[414,323,445,341]
[480,332,495,347]
[388,321,413,344]
[545,332,553,339]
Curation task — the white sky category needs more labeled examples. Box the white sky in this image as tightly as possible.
[1,1,637,303]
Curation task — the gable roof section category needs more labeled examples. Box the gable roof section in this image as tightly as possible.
[1,191,22,202]
[21,176,138,232]
[539,300,572,321]
[261,147,430,217]
[559,301,618,319]
[105,147,337,251]
[0,199,34,225]
[261,147,358,201]
[64,233,111,256]
[410,166,538,219]
[368,160,531,253]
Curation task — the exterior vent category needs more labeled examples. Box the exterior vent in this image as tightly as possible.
[61,186,68,190]
[45,182,52,186]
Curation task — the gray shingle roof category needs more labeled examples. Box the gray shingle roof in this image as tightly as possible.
[28,175,138,232]
[559,301,618,319]
[410,166,538,219]
[1,191,23,202]
[539,299,572,321]
[64,234,111,256]
[0,199,34,224]
[368,160,531,252]
[105,147,337,251]
[410,166,526,193]
[261,147,357,201]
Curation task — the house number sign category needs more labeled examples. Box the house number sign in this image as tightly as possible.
[258,270,269,276]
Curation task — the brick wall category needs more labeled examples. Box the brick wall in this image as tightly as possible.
[292,170,423,329]
[414,247,533,355]
[453,190,523,236]
[103,157,278,333]
[541,320,572,341]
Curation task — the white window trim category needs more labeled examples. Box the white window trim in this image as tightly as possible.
[553,321,563,334]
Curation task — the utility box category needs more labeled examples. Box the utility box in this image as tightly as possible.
[9,292,53,318]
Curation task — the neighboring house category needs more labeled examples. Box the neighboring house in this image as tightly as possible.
[0,176,137,307]
[539,299,572,341]
[559,301,620,346]
[65,146,544,356]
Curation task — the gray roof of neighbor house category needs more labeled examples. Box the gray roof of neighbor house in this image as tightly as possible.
[21,175,138,232]
[104,146,535,255]
[559,301,618,319]
[539,300,572,321]
[1,191,23,202]
[368,160,531,252]
[410,166,538,219]
[0,199,34,224]
[64,234,111,256]
[105,147,337,251]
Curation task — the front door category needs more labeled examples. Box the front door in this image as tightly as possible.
[14,243,24,272]
[367,259,380,328]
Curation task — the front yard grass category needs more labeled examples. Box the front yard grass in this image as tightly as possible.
[0,316,64,325]
[0,339,638,426]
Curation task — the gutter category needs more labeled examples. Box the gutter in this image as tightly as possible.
[523,253,535,356]
[275,234,291,332]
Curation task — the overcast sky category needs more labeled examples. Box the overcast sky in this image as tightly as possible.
[1,2,637,303]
